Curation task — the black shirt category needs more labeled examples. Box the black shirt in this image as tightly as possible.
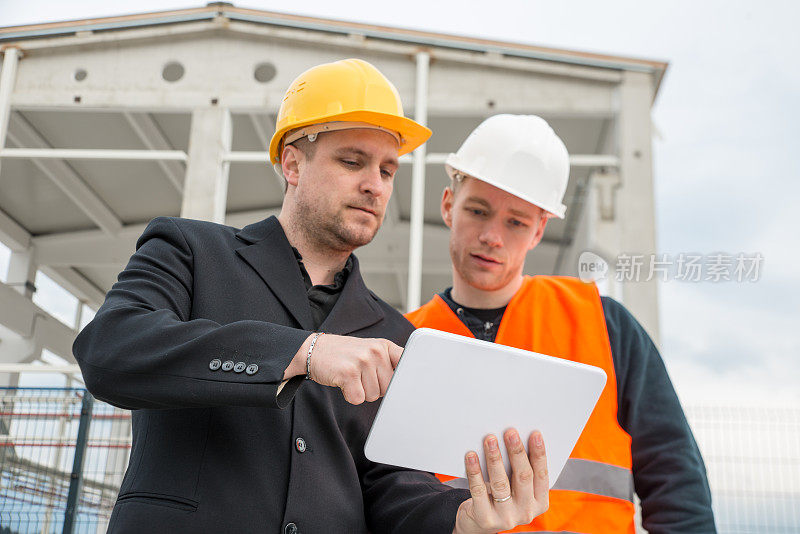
[292,248,352,330]
[440,287,506,342]
[438,286,717,533]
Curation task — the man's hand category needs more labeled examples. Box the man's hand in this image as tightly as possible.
[286,334,402,404]
[453,429,549,534]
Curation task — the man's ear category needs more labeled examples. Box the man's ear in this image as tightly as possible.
[528,210,550,251]
[441,187,455,229]
[281,145,302,187]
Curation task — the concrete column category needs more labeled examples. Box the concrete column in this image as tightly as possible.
[0,47,22,178]
[617,70,660,344]
[180,107,232,223]
[3,248,41,388]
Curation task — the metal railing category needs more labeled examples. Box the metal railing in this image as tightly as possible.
[1,387,798,534]
[0,388,130,534]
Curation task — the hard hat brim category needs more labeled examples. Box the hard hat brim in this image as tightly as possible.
[445,157,567,219]
[269,111,431,165]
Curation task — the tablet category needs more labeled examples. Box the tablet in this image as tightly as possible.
[364,328,607,487]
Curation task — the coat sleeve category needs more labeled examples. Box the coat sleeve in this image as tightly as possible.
[73,216,310,410]
[361,459,470,534]
[602,296,717,533]
[350,315,471,534]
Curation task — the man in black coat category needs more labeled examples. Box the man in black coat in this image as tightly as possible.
[73,59,550,534]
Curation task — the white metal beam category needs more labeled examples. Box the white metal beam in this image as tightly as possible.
[6,112,123,235]
[0,147,187,161]
[0,363,81,374]
[406,50,430,312]
[228,151,618,168]
[0,47,22,179]
[1,148,619,168]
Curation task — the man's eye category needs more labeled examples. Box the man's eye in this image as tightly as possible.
[342,159,358,167]
[468,208,485,216]
[510,219,526,227]
[381,169,394,178]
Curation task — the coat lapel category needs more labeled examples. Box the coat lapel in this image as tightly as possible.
[319,254,385,335]
[234,217,315,331]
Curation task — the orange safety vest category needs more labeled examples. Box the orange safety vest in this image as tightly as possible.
[405,275,635,534]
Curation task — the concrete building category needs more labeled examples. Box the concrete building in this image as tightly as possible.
[0,3,666,388]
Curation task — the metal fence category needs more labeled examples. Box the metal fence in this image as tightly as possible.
[0,387,798,533]
[0,388,130,534]
[685,405,800,534]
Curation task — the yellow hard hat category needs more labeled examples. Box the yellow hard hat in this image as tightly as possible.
[269,58,431,165]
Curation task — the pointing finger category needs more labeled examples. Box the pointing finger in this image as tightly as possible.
[387,341,403,369]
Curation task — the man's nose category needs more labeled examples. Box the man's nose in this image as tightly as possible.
[359,167,388,197]
[478,220,503,248]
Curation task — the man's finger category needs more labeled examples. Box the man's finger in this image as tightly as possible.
[340,381,366,405]
[484,434,512,504]
[376,361,394,397]
[361,368,381,403]
[464,450,493,520]
[528,431,549,508]
[387,341,403,369]
[505,428,534,505]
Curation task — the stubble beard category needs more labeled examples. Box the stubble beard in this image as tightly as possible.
[295,194,380,253]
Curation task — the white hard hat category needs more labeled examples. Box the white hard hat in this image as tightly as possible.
[445,114,570,218]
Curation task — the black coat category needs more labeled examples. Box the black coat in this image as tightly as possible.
[73,215,469,534]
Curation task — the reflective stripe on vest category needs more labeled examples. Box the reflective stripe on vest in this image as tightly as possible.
[552,458,633,502]
[406,276,636,534]
[443,458,633,503]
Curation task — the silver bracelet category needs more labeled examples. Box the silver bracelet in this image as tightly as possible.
[306,332,324,380]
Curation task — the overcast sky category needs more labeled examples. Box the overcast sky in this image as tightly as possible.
[1,0,798,407]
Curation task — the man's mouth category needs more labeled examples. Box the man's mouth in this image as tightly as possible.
[470,253,502,265]
[350,205,377,216]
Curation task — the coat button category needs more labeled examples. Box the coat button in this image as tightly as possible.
[209,359,221,371]
[295,437,306,453]
[233,362,246,373]
[245,363,259,375]
[221,360,234,371]
[284,522,298,534]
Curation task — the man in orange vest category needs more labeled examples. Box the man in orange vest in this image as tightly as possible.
[406,115,716,533]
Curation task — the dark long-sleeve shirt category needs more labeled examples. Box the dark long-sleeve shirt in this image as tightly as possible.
[439,288,717,534]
